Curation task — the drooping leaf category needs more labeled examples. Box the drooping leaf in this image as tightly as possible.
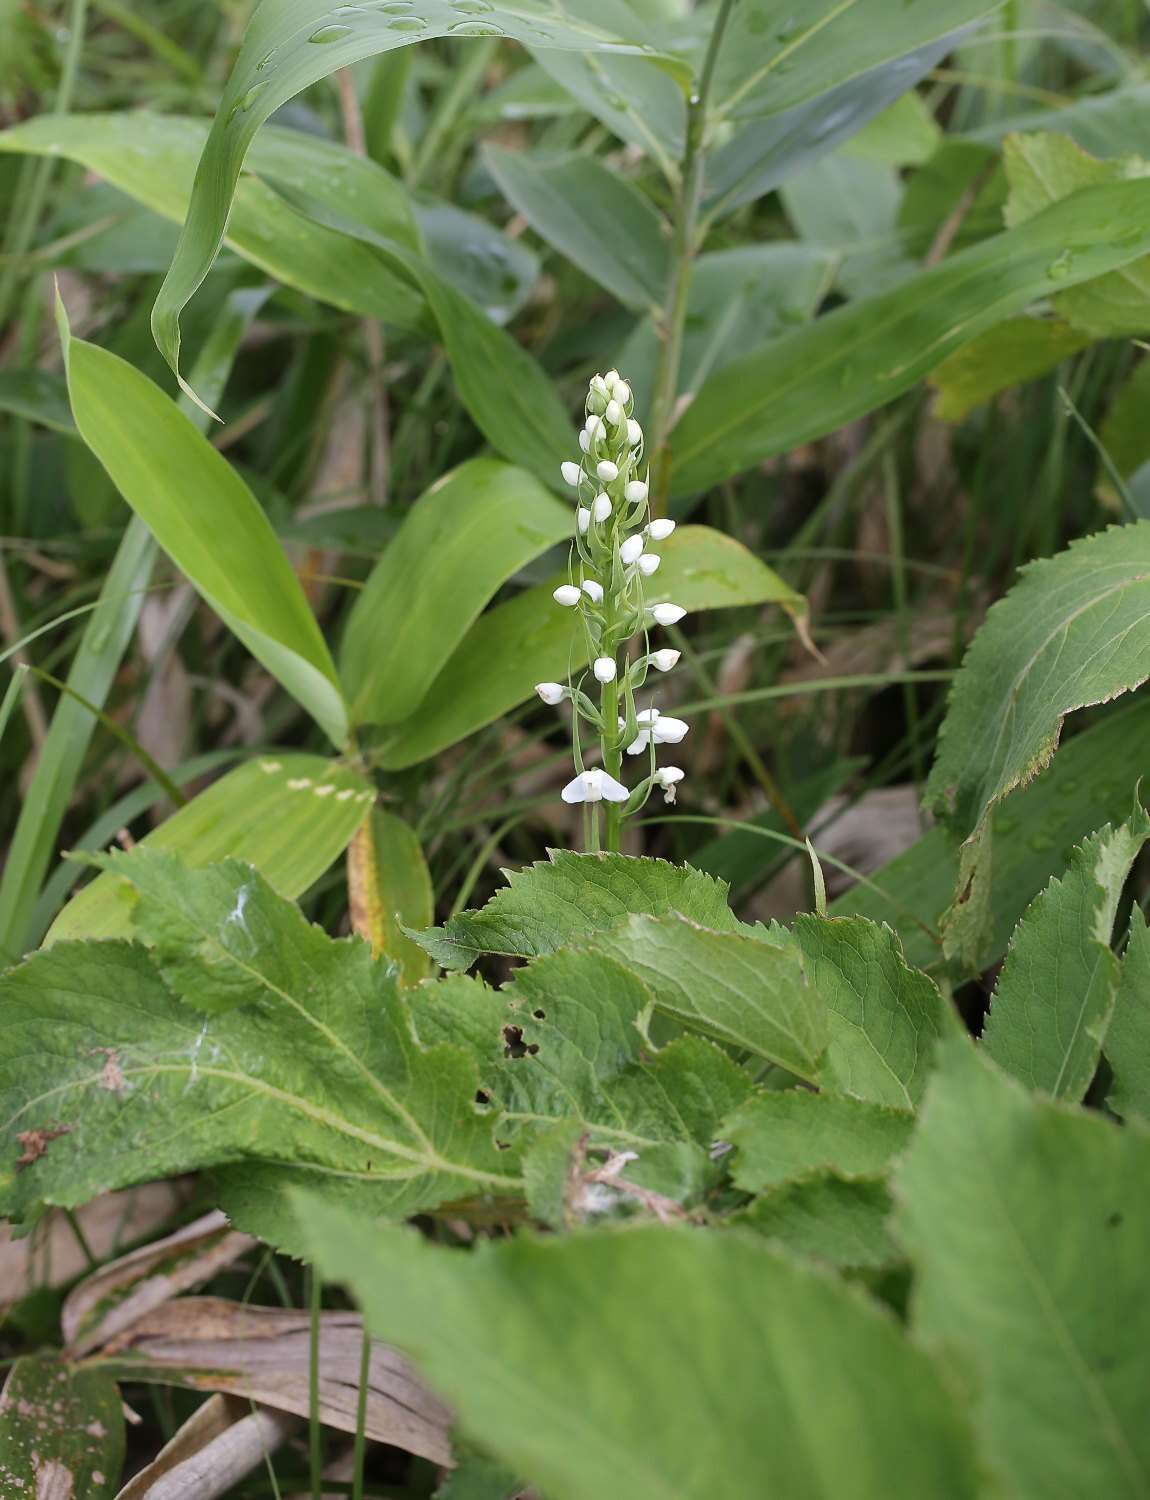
[301,1211,982,1500]
[929,315,1092,421]
[347,810,435,986]
[340,459,571,726]
[375,524,806,768]
[0,1356,124,1497]
[723,1090,914,1192]
[483,147,669,312]
[46,754,373,946]
[734,1175,899,1271]
[415,849,737,971]
[895,1039,1150,1500]
[669,180,1150,497]
[925,522,1150,838]
[982,812,1150,1099]
[1105,909,1150,1124]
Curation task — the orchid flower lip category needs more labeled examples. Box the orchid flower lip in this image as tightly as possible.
[561,768,629,804]
[653,715,689,743]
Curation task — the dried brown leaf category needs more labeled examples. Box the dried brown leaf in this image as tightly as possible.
[114,1394,299,1500]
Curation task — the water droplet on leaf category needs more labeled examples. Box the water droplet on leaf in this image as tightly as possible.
[308,23,353,41]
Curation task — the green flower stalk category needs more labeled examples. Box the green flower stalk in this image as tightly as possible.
[535,371,687,853]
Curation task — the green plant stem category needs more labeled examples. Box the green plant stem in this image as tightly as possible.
[647,0,738,514]
[309,1268,323,1500]
[408,38,497,189]
[352,1320,372,1500]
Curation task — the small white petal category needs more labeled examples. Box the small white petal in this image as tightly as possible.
[604,368,620,389]
[592,493,612,523]
[578,430,590,453]
[593,656,617,683]
[590,374,608,396]
[614,381,631,406]
[577,506,591,535]
[561,461,582,486]
[585,414,605,439]
[620,535,644,565]
[582,579,604,603]
[636,708,660,726]
[597,460,619,483]
[553,584,582,607]
[626,732,651,756]
[653,715,689,744]
[605,399,622,426]
[647,518,676,541]
[535,682,565,705]
[599,771,630,802]
[651,649,680,671]
[627,418,643,447]
[637,553,661,576]
[561,770,598,804]
[654,765,684,785]
[650,602,686,626]
[624,479,648,504]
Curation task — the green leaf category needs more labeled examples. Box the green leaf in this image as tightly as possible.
[0,369,74,432]
[415,849,737,970]
[149,0,689,391]
[483,147,668,312]
[845,92,941,167]
[45,754,373,946]
[0,1356,124,1497]
[58,306,348,747]
[895,1039,1150,1500]
[593,916,827,1079]
[0,853,519,1233]
[349,810,436,986]
[929,316,1092,421]
[376,524,807,768]
[1004,130,1150,336]
[734,1175,899,1271]
[341,460,571,726]
[723,1090,914,1192]
[925,522,1150,838]
[982,812,1150,1099]
[301,1213,982,1500]
[1099,354,1150,481]
[780,153,911,298]
[528,45,685,172]
[1104,909,1150,1124]
[792,915,952,1109]
[669,179,1150,497]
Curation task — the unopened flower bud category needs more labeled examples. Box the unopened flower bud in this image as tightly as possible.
[582,579,604,604]
[577,506,591,534]
[650,602,686,626]
[561,461,582,487]
[605,399,623,427]
[554,585,582,607]
[590,375,608,397]
[614,381,631,406]
[597,460,619,483]
[592,493,612,523]
[647,518,676,540]
[624,480,648,503]
[535,682,565,705]
[585,414,605,440]
[578,430,590,453]
[620,535,644,565]
[651,648,680,671]
[593,656,617,683]
[604,368,620,390]
[627,419,643,447]
[638,553,661,576]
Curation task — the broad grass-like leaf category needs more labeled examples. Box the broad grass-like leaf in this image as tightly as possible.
[375,525,806,768]
[669,180,1150,497]
[925,522,1150,838]
[58,304,348,747]
[483,147,668,312]
[347,810,435,986]
[0,1357,124,1497]
[149,0,689,392]
[0,369,73,432]
[1105,910,1150,1124]
[340,460,571,726]
[0,852,519,1232]
[982,812,1150,1099]
[792,915,953,1109]
[416,850,737,970]
[736,1176,899,1271]
[593,916,827,1079]
[723,1091,914,1192]
[895,1039,1150,1500]
[301,1213,981,1500]
[45,754,373,946]
[929,316,1091,421]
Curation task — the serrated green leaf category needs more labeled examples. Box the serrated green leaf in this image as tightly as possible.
[792,915,952,1108]
[0,1356,124,1497]
[929,316,1092,421]
[1106,909,1150,1123]
[925,522,1150,838]
[301,1213,982,1500]
[734,1175,899,1271]
[0,853,519,1233]
[982,812,1150,1099]
[46,754,373,946]
[724,1090,914,1192]
[593,915,827,1079]
[895,1039,1150,1500]
[415,850,737,970]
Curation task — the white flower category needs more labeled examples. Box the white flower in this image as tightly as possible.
[653,715,689,744]
[553,584,582,607]
[624,479,648,504]
[647,518,676,541]
[597,460,619,483]
[585,414,605,440]
[620,535,644,565]
[535,682,565,705]
[614,381,631,406]
[625,707,660,755]
[605,399,622,427]
[590,374,608,397]
[627,419,643,447]
[638,553,661,576]
[650,602,686,626]
[593,656,617,683]
[653,765,684,803]
[561,461,582,487]
[582,579,604,604]
[604,368,620,390]
[592,493,612,523]
[561,768,629,804]
[578,430,590,453]
[651,649,680,671]
[577,506,591,535]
